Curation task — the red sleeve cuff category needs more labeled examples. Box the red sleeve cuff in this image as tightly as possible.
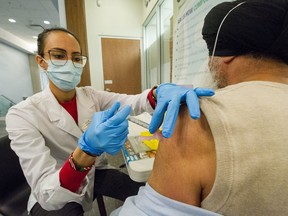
[147,87,157,109]
[59,159,89,193]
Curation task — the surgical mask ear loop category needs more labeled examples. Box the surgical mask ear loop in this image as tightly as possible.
[210,2,246,63]
[38,56,48,72]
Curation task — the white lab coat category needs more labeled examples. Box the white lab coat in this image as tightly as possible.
[5,86,153,212]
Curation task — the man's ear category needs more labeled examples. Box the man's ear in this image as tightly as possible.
[35,55,47,70]
[222,56,236,64]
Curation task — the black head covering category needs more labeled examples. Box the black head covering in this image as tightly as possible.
[202,0,288,64]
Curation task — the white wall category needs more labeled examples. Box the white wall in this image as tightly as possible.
[85,0,144,90]
[142,0,158,22]
[0,27,35,54]
[0,42,34,103]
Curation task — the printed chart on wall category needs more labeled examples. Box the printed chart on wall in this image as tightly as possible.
[172,0,231,87]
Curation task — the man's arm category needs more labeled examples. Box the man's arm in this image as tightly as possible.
[148,105,216,206]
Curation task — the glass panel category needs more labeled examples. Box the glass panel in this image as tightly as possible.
[0,95,15,137]
[0,95,15,117]
[160,0,173,83]
[145,13,160,88]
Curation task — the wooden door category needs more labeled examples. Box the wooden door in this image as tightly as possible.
[65,0,91,86]
[101,38,141,94]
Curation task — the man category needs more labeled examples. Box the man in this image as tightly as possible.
[112,0,288,215]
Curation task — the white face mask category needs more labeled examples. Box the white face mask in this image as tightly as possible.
[43,59,83,92]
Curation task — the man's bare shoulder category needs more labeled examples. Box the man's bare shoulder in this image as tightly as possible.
[148,105,216,206]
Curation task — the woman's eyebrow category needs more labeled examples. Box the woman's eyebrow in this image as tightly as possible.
[49,48,81,55]
[49,48,67,52]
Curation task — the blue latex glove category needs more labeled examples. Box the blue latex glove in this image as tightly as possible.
[78,102,131,156]
[149,83,215,138]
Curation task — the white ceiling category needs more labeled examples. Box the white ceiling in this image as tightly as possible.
[0,0,60,46]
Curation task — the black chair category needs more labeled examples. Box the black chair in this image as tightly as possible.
[0,135,30,216]
[96,195,107,216]
[0,135,107,216]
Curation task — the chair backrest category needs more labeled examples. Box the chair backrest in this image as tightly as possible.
[0,135,28,199]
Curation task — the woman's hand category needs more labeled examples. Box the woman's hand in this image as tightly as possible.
[149,83,214,138]
[78,102,131,156]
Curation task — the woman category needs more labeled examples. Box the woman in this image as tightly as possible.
[6,27,213,215]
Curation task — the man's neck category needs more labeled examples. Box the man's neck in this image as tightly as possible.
[227,56,288,85]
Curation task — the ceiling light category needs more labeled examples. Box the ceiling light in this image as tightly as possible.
[8,19,16,23]
[44,20,50,25]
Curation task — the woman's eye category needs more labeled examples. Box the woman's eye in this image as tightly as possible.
[53,54,66,59]
[73,56,82,62]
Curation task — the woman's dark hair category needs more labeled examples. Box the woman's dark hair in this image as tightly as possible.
[37,27,81,56]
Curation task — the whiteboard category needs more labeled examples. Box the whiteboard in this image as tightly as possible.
[172,0,232,87]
